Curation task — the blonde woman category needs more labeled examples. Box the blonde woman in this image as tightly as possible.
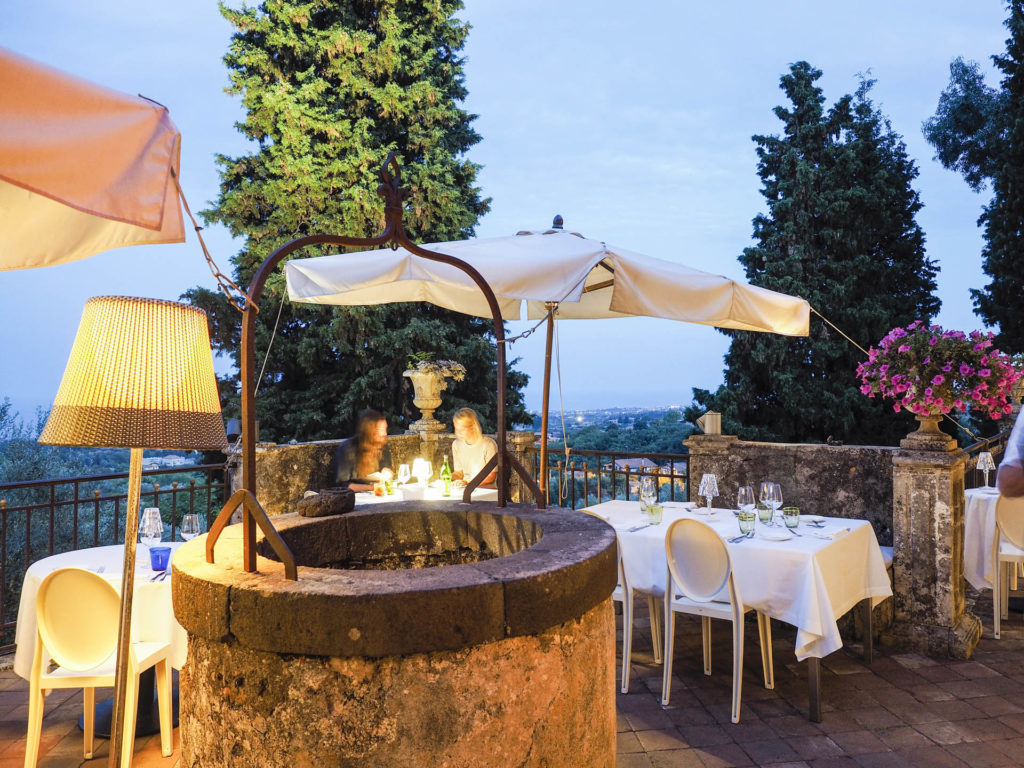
[331,410,393,491]
[451,408,497,487]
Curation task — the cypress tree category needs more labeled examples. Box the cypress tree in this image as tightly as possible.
[186,0,529,442]
[924,1,1024,353]
[689,63,940,445]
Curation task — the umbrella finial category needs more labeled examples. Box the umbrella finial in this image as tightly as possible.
[552,215,563,229]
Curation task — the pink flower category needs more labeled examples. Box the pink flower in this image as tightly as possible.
[960,364,973,376]
[979,368,992,377]
[931,374,945,385]
[898,344,911,353]
[860,384,873,395]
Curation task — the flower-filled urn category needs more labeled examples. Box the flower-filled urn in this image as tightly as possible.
[857,322,1021,451]
[403,354,466,435]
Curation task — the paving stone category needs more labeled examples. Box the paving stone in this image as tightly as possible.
[739,737,800,764]
[826,730,890,755]
[637,728,691,752]
[945,740,1019,767]
[694,742,756,767]
[874,725,933,750]
[648,748,706,768]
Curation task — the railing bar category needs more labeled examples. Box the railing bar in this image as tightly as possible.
[47,483,55,555]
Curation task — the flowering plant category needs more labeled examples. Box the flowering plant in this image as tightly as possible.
[857,321,1020,420]
[404,352,466,381]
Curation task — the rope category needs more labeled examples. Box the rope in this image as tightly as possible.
[254,290,286,396]
[554,317,572,504]
[171,169,256,314]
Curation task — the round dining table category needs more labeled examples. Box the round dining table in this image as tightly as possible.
[14,542,187,736]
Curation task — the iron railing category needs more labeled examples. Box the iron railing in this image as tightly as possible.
[526,446,689,509]
[0,463,228,652]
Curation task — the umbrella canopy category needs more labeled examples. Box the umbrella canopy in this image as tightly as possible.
[0,47,185,271]
[285,228,809,335]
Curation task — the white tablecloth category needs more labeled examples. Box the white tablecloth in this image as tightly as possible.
[583,500,892,661]
[14,543,187,680]
[964,486,1002,590]
[353,485,498,504]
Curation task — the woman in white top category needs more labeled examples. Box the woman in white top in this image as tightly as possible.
[451,407,497,487]
[998,408,1024,497]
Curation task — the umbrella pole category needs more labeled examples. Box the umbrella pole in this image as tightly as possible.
[540,303,556,505]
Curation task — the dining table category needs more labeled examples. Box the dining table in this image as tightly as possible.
[14,542,187,737]
[353,483,499,504]
[583,499,893,721]
[964,485,1004,590]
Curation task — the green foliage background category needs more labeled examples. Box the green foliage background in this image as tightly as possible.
[187,0,529,441]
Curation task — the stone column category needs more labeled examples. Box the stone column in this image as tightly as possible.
[884,425,980,658]
[506,431,538,504]
[684,434,739,501]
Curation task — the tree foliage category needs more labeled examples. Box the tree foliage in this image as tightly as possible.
[688,62,940,446]
[923,2,1024,353]
[189,0,529,441]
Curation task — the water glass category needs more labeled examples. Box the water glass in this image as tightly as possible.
[639,475,657,512]
[397,464,411,486]
[180,513,202,541]
[647,503,663,525]
[782,506,800,529]
[756,501,773,524]
[737,510,756,535]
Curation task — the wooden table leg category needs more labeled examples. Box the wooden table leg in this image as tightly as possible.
[861,598,873,664]
[807,657,821,723]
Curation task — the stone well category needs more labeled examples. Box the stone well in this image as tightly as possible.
[172,501,618,768]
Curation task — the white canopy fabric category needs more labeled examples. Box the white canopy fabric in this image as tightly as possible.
[0,47,185,271]
[286,228,810,336]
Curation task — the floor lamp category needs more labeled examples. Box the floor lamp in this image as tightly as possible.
[38,296,227,768]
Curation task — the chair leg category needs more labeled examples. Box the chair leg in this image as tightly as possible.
[731,614,745,724]
[648,595,663,664]
[23,679,44,768]
[621,594,634,695]
[120,674,141,768]
[701,615,712,676]
[156,660,172,757]
[1002,561,1011,621]
[995,561,1002,639]
[757,612,774,690]
[83,687,95,759]
[661,608,676,706]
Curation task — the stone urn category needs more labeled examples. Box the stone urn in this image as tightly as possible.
[900,413,956,451]
[403,368,446,435]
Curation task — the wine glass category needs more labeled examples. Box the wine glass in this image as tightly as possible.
[770,483,784,517]
[737,485,755,515]
[397,464,411,486]
[757,481,777,524]
[420,460,433,488]
[698,473,719,509]
[140,507,163,549]
[639,475,657,512]
[181,513,202,541]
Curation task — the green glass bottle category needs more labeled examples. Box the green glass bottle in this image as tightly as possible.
[441,454,453,496]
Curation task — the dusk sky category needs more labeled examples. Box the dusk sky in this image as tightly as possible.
[0,1,1011,423]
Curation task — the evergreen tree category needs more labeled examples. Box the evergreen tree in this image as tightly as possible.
[923,1,1024,352]
[187,0,529,442]
[688,63,939,445]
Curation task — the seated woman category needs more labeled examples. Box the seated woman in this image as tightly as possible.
[330,409,394,491]
[451,407,498,488]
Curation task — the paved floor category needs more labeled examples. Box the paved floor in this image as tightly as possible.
[2,589,1024,767]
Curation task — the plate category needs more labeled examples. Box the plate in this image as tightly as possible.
[804,515,825,524]
[758,529,793,541]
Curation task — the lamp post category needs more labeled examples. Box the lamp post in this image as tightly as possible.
[39,296,227,768]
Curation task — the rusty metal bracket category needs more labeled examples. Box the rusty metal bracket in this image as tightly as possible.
[206,488,298,580]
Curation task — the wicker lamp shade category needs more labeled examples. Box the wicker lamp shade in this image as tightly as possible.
[39,296,227,449]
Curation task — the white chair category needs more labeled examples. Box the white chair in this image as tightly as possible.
[24,567,172,768]
[661,518,773,723]
[582,510,662,693]
[993,494,1024,639]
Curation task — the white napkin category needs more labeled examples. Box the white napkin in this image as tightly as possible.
[809,527,849,540]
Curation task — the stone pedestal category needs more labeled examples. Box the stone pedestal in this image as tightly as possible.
[506,431,539,503]
[884,442,981,658]
[403,369,447,435]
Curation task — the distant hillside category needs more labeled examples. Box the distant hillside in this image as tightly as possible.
[537,406,695,454]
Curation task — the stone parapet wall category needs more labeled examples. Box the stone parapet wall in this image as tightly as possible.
[232,431,537,516]
[685,435,897,545]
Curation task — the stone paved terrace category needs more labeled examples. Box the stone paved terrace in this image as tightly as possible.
[2,589,1024,767]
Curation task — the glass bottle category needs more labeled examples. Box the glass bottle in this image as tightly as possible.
[441,454,453,496]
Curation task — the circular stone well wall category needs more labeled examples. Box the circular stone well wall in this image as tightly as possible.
[172,501,618,768]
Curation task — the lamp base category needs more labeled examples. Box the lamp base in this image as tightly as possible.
[78,667,178,738]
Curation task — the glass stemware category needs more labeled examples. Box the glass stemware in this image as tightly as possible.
[181,513,202,541]
[397,464,411,486]
[140,507,163,549]
[757,481,778,524]
[737,485,755,516]
[639,475,657,512]
[420,460,433,488]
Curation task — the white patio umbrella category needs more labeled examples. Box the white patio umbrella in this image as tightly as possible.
[286,223,810,495]
[0,46,185,271]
